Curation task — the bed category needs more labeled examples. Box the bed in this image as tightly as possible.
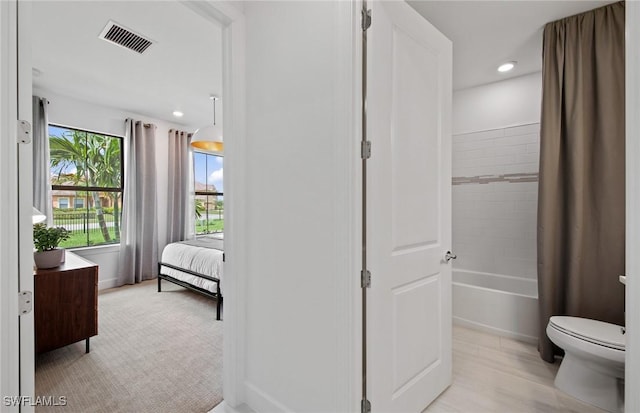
[157,234,224,320]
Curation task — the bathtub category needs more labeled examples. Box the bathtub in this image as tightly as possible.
[453,269,539,343]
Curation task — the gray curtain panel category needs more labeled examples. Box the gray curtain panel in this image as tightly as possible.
[537,2,625,362]
[32,96,53,226]
[118,119,159,285]
[167,129,194,243]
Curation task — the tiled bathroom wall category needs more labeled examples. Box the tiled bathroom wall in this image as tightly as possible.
[452,123,540,281]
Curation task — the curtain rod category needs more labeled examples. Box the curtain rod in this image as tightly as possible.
[124,119,153,128]
[169,129,193,136]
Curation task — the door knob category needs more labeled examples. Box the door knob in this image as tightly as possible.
[445,251,457,262]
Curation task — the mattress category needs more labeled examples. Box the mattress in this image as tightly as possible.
[160,236,224,294]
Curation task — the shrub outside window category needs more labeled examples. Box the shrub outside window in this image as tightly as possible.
[49,124,123,248]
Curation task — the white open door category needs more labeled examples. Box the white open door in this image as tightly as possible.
[0,0,34,410]
[0,1,21,409]
[367,1,452,412]
[18,0,36,410]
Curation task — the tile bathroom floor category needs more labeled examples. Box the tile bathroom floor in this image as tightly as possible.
[424,325,607,413]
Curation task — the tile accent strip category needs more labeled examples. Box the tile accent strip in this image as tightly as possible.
[452,172,539,186]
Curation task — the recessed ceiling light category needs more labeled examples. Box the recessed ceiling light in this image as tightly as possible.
[498,61,516,73]
[173,111,184,118]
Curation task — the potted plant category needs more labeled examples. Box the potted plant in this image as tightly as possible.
[33,223,71,269]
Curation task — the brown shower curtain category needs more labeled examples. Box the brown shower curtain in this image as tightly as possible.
[537,2,625,363]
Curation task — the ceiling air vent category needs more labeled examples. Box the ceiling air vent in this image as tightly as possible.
[99,21,153,54]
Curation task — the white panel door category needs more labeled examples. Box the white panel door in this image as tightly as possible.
[18,0,36,409]
[368,1,452,412]
[0,1,21,410]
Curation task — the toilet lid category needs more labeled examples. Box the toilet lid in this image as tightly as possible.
[549,316,625,351]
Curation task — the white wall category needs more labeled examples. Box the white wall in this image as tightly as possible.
[240,2,357,412]
[452,73,542,338]
[452,124,539,281]
[34,87,190,289]
[453,72,541,135]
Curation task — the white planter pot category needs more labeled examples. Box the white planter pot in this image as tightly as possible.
[34,248,65,269]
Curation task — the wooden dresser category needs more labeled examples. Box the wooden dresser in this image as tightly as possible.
[34,251,98,354]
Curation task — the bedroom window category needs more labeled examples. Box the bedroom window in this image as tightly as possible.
[194,151,223,235]
[49,124,123,248]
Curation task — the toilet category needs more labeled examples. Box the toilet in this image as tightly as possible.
[547,316,625,413]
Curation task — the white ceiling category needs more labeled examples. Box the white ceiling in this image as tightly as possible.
[407,0,617,90]
[32,0,617,125]
[32,1,222,130]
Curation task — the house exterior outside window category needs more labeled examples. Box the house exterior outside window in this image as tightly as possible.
[49,124,123,248]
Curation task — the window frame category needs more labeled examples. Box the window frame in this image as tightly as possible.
[194,150,224,235]
[49,123,124,195]
[49,123,125,248]
[57,197,69,209]
[74,197,85,209]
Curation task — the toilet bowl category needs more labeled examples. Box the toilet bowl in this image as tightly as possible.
[547,316,625,413]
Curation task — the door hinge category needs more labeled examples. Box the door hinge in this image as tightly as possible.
[361,398,371,413]
[361,141,371,159]
[18,291,33,315]
[362,8,372,31]
[361,269,371,288]
[17,120,31,144]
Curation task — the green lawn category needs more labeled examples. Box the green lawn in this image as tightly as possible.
[196,219,224,234]
[60,228,119,249]
[58,219,222,248]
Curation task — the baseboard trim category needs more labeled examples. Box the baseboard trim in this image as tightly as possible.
[244,381,293,413]
[98,278,119,291]
[209,401,255,413]
[453,316,538,345]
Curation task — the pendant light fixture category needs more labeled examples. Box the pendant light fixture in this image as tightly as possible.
[191,95,223,154]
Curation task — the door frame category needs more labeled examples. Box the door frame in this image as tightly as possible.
[625,1,640,411]
[180,1,247,408]
[5,0,247,410]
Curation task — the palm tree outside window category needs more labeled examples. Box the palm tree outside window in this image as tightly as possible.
[49,124,123,248]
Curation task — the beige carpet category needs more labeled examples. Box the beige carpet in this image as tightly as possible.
[35,280,223,413]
